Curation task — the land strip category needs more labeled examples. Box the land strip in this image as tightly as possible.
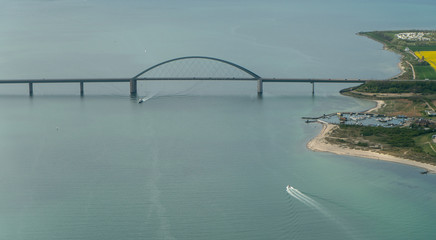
[307,120,436,173]
[358,30,436,80]
[306,30,436,173]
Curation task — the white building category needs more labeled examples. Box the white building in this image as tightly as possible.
[395,32,431,41]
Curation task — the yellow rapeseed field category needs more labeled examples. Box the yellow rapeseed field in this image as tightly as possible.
[415,51,436,70]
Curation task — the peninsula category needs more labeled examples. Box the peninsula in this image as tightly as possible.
[307,30,436,173]
[358,30,436,80]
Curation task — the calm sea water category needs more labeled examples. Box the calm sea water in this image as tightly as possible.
[1,0,436,239]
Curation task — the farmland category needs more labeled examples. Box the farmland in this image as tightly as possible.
[358,30,436,80]
[415,51,436,70]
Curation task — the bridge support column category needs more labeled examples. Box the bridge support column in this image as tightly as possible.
[311,82,315,95]
[80,81,84,96]
[29,82,33,96]
[130,79,137,96]
[257,79,263,96]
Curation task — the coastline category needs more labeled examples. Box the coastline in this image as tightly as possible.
[307,100,436,173]
[364,99,385,113]
[393,61,406,79]
[358,32,408,80]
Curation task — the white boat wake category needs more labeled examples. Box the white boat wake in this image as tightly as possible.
[286,185,325,214]
[138,94,155,103]
[286,185,358,239]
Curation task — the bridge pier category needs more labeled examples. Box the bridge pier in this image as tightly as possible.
[80,81,84,96]
[257,79,263,96]
[29,82,33,96]
[130,79,137,96]
[311,82,314,95]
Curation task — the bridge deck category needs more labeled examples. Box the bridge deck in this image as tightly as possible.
[0,78,131,84]
[0,54,423,96]
[0,77,373,84]
[0,77,420,96]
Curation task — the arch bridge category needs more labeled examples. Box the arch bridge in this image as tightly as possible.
[129,56,368,96]
[0,56,385,96]
[129,56,264,95]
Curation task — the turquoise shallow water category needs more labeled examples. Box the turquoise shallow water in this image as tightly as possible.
[0,84,435,239]
[1,0,436,239]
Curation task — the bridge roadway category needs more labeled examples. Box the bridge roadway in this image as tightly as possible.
[0,77,384,96]
[0,77,368,83]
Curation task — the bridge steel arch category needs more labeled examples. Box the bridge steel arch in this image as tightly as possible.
[130,56,262,95]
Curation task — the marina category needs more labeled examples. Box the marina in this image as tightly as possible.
[305,112,409,127]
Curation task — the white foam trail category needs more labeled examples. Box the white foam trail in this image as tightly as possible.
[286,186,358,240]
[286,186,328,216]
[140,96,151,102]
[286,188,317,209]
[138,93,156,103]
[292,188,322,209]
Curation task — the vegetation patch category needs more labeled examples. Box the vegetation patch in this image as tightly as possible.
[341,81,436,117]
[409,46,436,51]
[354,81,436,94]
[376,99,425,117]
[414,133,436,157]
[414,66,436,79]
[328,125,436,164]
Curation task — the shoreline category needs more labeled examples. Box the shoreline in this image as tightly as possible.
[358,32,408,80]
[308,31,436,172]
[392,61,406,79]
[364,99,385,113]
[307,100,436,173]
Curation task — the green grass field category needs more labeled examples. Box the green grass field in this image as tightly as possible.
[409,46,436,51]
[329,125,436,164]
[414,65,436,79]
[414,133,436,157]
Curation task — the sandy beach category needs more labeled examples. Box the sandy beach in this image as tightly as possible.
[365,100,385,113]
[307,101,436,173]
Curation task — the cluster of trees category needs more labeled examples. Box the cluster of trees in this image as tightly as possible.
[360,126,427,147]
[409,46,436,51]
[359,31,394,42]
[355,81,436,94]
[341,125,429,148]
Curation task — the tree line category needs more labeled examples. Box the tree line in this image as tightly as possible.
[355,81,436,94]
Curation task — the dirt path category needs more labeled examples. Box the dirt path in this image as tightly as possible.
[427,142,436,154]
[424,100,435,112]
[405,60,416,80]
